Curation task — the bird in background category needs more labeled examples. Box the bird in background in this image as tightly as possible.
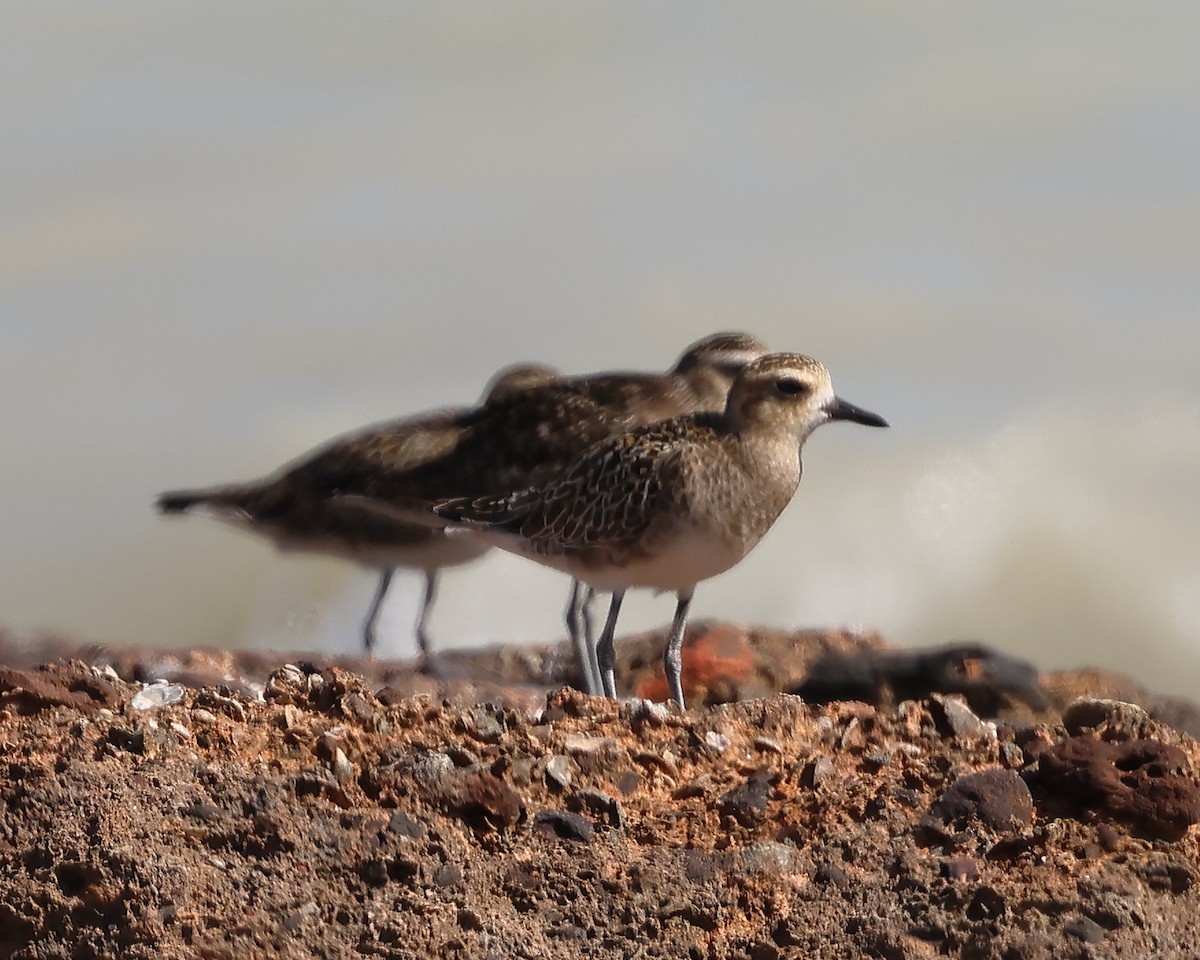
[430,352,889,709]
[157,362,561,660]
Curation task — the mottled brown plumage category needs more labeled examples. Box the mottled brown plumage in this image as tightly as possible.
[433,353,889,708]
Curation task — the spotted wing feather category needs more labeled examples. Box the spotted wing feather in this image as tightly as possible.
[436,418,704,559]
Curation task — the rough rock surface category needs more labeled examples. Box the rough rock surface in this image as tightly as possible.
[2,625,1200,958]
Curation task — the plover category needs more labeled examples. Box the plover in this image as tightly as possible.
[157,362,561,658]
[431,353,888,708]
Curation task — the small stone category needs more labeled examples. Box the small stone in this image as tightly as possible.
[563,734,619,754]
[931,694,994,740]
[544,755,572,790]
[1062,699,1151,737]
[264,664,307,703]
[466,705,505,742]
[1063,916,1106,944]
[190,709,217,725]
[533,809,594,843]
[434,863,463,886]
[169,722,192,739]
[753,737,783,754]
[814,861,849,887]
[1000,741,1025,768]
[929,768,1034,832]
[410,752,456,796]
[130,682,185,712]
[625,697,670,730]
[720,768,772,827]
[1097,822,1121,852]
[704,730,732,754]
[803,756,836,789]
[332,748,353,782]
[457,772,524,829]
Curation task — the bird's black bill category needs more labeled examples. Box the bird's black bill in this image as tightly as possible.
[826,396,889,428]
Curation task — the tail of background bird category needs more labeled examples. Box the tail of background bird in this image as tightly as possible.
[156,485,248,516]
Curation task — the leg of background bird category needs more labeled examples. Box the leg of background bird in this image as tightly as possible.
[663,590,694,709]
[362,568,394,657]
[595,589,626,700]
[415,570,438,659]
[581,585,602,695]
[565,580,598,695]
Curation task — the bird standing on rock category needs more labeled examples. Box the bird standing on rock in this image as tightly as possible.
[432,353,889,709]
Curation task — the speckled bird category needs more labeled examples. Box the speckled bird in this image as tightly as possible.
[432,353,889,708]
[157,362,561,659]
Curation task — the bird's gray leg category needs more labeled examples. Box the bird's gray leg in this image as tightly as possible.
[595,589,626,700]
[663,590,694,710]
[565,579,599,695]
[362,568,394,657]
[581,585,602,695]
[415,570,438,659]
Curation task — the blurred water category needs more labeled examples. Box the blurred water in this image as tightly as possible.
[1,2,1197,695]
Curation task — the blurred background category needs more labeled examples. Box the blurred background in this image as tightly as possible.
[2,3,1197,695]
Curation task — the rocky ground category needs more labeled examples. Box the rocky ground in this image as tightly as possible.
[2,624,1200,959]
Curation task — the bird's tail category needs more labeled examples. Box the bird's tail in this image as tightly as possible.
[156,485,248,515]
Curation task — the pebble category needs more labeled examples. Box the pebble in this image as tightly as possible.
[804,756,836,789]
[544,755,572,790]
[720,768,772,827]
[533,810,594,843]
[1063,916,1106,944]
[562,735,619,755]
[929,768,1034,832]
[466,705,505,742]
[1062,698,1152,737]
[931,694,995,741]
[410,752,456,795]
[704,730,732,754]
[332,748,353,782]
[130,682,185,712]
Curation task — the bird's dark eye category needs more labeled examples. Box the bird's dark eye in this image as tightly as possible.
[774,377,807,396]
